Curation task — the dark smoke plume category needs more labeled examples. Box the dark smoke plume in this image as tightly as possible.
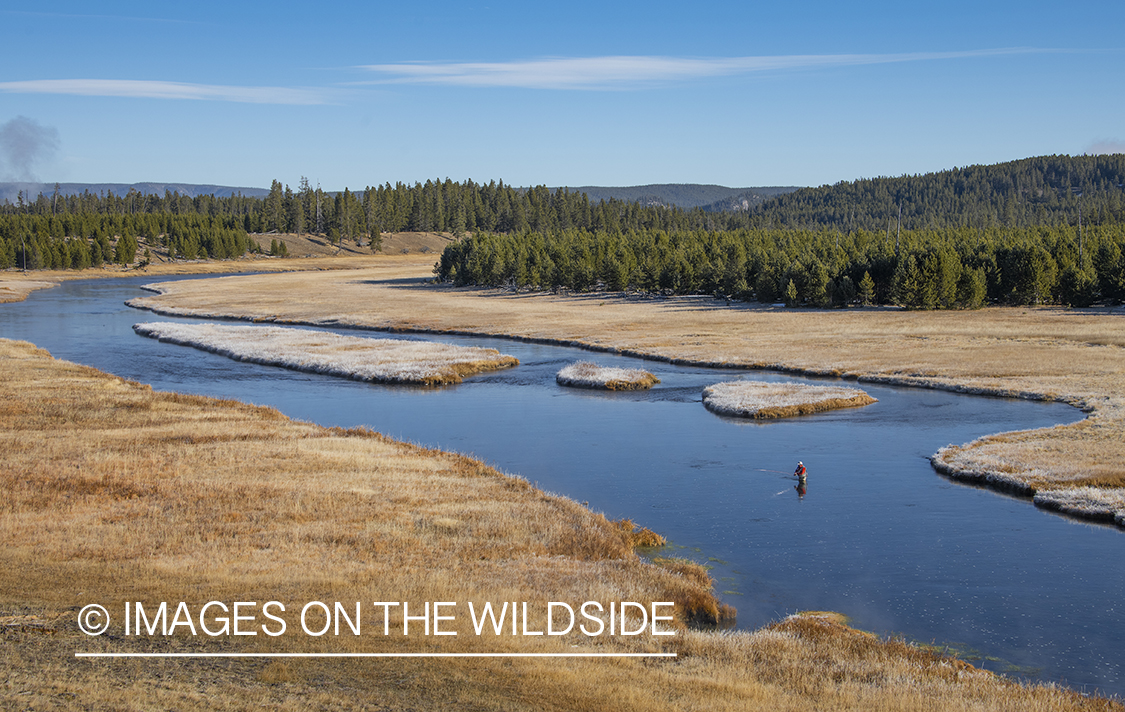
[0,116,60,182]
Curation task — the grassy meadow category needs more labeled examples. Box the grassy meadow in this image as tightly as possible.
[1,338,1119,711]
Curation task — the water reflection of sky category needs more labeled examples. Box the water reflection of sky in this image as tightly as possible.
[1,276,1120,698]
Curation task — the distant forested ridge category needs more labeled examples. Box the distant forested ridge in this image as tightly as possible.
[0,181,269,205]
[564,184,797,209]
[4,156,1125,309]
[739,154,1125,230]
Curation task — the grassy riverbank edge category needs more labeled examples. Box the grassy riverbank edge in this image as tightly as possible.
[125,273,1125,530]
[2,337,1119,711]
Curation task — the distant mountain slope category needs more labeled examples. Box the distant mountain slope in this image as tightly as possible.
[0,181,270,204]
[2,181,799,210]
[700,189,800,212]
[560,184,799,209]
[743,154,1125,230]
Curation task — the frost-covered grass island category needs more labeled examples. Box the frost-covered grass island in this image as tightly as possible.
[133,322,518,386]
[556,361,660,391]
[703,380,877,419]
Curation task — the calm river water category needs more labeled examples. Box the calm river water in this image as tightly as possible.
[1,275,1121,698]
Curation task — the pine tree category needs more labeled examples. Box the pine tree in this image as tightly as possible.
[784,279,799,307]
[264,180,284,233]
[114,234,137,265]
[858,271,875,305]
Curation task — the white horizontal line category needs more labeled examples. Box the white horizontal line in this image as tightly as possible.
[76,652,677,658]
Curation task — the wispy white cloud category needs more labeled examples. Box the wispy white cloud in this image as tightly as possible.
[1,9,202,24]
[357,49,1048,90]
[0,79,330,105]
[1086,138,1125,155]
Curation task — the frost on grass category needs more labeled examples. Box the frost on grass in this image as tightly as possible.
[702,380,876,419]
[556,361,660,391]
[133,322,518,386]
[1033,487,1125,527]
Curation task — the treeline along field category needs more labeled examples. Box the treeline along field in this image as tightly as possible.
[434,155,1125,308]
[3,155,1125,309]
[0,212,254,268]
[0,177,709,269]
[435,224,1125,308]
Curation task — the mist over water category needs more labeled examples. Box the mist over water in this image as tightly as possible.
[1,275,1120,698]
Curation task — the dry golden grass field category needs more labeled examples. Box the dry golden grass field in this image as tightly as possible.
[1,338,1118,711]
[126,257,1125,525]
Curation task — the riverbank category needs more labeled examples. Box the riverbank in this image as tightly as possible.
[1,338,1116,711]
[0,254,382,302]
[126,259,1125,528]
[0,279,59,303]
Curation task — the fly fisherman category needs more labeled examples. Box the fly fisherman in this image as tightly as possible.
[794,461,807,497]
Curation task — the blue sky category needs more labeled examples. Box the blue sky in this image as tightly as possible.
[1,1,1122,191]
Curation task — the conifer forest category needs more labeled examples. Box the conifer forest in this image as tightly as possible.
[3,154,1123,308]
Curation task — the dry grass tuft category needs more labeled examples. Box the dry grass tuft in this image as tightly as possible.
[703,380,877,419]
[652,557,714,589]
[133,321,518,385]
[614,518,668,548]
[256,661,296,685]
[556,361,661,390]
